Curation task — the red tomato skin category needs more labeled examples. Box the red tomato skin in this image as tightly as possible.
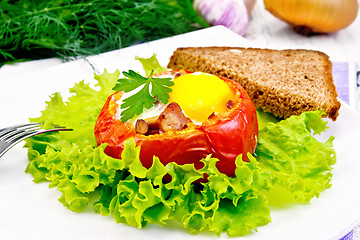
[94,72,258,177]
[201,79,258,176]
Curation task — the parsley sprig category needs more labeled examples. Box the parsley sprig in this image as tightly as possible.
[113,70,174,123]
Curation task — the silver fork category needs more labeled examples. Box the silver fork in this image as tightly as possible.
[0,122,72,158]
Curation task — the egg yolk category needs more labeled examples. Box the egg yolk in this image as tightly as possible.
[168,72,235,123]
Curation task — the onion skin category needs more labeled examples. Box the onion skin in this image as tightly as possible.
[94,70,258,177]
[264,0,359,34]
[244,0,257,12]
[193,0,249,36]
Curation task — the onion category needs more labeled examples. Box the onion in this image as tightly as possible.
[264,0,359,35]
[244,0,257,12]
[193,0,249,36]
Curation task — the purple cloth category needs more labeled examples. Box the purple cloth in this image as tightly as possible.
[332,61,350,105]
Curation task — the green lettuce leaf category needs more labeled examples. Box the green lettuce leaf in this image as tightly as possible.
[255,111,336,205]
[135,54,167,75]
[103,145,271,236]
[24,55,336,236]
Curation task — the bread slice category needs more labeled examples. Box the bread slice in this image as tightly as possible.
[167,47,341,121]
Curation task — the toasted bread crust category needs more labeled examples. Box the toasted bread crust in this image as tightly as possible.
[167,47,341,120]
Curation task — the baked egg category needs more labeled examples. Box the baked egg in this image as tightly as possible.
[116,71,235,126]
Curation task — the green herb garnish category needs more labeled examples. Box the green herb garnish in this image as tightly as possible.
[0,0,209,66]
[113,70,174,122]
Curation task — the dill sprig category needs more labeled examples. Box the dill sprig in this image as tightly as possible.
[0,0,208,66]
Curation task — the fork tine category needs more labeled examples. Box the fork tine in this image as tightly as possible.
[0,122,40,131]
[5,126,43,142]
[2,124,72,142]
[18,128,72,141]
[0,122,40,137]
[0,123,41,141]
[7,127,72,146]
[0,123,72,159]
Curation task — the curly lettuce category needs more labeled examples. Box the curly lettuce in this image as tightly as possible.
[24,56,336,236]
[256,111,336,205]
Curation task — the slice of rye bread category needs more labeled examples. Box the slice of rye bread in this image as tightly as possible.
[167,47,341,121]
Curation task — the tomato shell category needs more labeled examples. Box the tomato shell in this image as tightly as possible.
[94,71,258,177]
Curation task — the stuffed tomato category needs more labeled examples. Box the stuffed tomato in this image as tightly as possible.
[94,70,258,177]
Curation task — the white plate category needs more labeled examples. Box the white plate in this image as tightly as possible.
[1,26,360,240]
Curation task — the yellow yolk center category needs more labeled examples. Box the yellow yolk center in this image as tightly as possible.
[168,72,235,123]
